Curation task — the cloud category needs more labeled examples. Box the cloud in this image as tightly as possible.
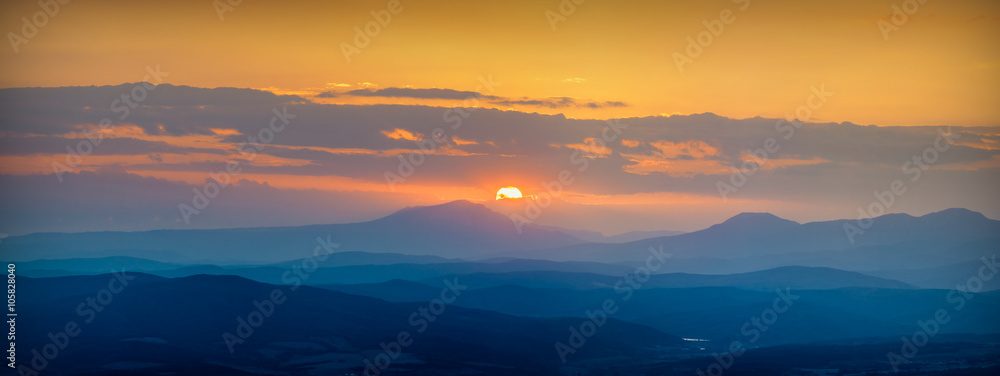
[618,140,729,176]
[342,87,502,100]
[552,137,615,158]
[452,137,478,146]
[325,86,628,110]
[491,97,629,109]
[0,170,427,235]
[1,83,998,229]
[0,135,228,156]
[381,128,422,141]
[0,136,225,156]
[0,83,305,108]
[0,83,307,136]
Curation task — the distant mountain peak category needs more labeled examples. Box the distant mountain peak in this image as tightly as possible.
[376,200,504,229]
[441,199,479,206]
[873,212,916,220]
[709,212,799,233]
[390,200,491,216]
[722,212,798,225]
[920,208,988,221]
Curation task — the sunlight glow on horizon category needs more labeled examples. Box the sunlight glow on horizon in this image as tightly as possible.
[495,187,524,200]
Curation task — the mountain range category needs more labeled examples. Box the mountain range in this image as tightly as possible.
[8,200,1000,375]
[1,200,587,262]
[518,208,999,264]
[4,201,996,287]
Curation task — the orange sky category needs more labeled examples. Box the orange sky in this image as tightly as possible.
[1,0,998,127]
[0,0,998,235]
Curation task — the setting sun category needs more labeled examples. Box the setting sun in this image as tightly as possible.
[495,187,523,200]
[2,1,999,374]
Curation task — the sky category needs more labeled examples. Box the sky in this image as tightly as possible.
[0,0,998,235]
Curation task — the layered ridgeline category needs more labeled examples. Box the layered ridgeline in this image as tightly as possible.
[9,201,1000,375]
[3,200,997,289]
[16,273,683,375]
[15,272,1000,375]
[515,208,1000,280]
[15,259,916,289]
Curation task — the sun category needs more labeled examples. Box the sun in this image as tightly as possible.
[495,186,523,200]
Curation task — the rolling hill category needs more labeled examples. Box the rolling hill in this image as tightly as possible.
[17,273,684,375]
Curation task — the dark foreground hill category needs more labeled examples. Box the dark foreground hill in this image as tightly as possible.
[321,280,1000,346]
[15,273,682,375]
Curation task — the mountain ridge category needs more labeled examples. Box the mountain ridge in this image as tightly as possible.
[510,207,1000,263]
[2,201,995,266]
